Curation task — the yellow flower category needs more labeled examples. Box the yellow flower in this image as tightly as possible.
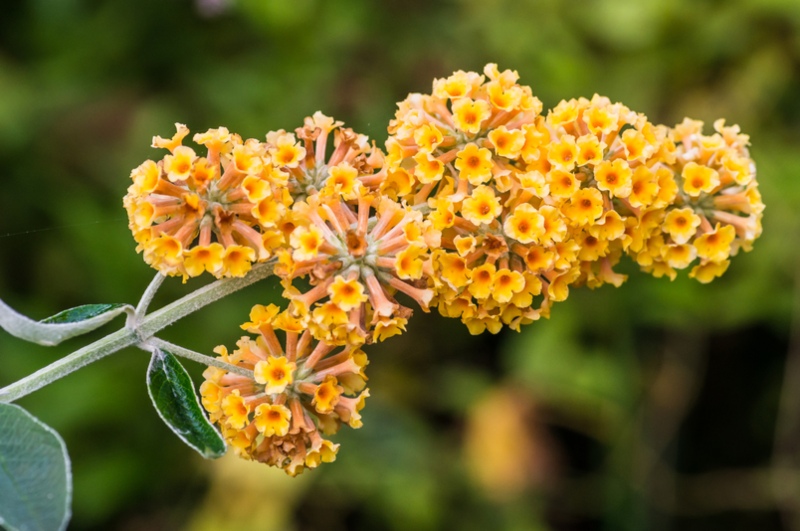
[524,245,555,272]
[428,196,456,230]
[468,263,497,300]
[221,390,250,430]
[452,97,492,135]
[722,154,753,185]
[682,162,720,197]
[290,225,325,262]
[539,205,568,244]
[414,124,444,153]
[689,259,730,283]
[321,162,362,200]
[519,170,549,197]
[242,175,271,202]
[488,126,525,158]
[395,245,426,280]
[547,169,579,199]
[628,166,659,208]
[253,196,287,228]
[547,134,578,171]
[462,185,502,225]
[653,168,678,207]
[594,159,633,198]
[193,127,231,153]
[492,269,525,303]
[254,356,296,394]
[312,376,343,415]
[663,207,701,244]
[585,104,618,136]
[222,245,256,277]
[253,404,292,437]
[621,128,650,161]
[328,276,368,311]
[183,243,225,277]
[503,203,545,244]
[268,132,306,168]
[413,152,445,184]
[593,210,626,240]
[163,145,196,182]
[548,99,580,127]
[662,243,697,269]
[576,135,605,166]
[455,143,494,185]
[433,69,484,99]
[335,390,370,429]
[240,303,282,332]
[563,188,604,226]
[577,233,609,262]
[694,224,736,262]
[434,251,471,289]
[152,122,190,152]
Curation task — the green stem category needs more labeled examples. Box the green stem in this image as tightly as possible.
[145,338,253,378]
[135,273,166,318]
[0,327,139,403]
[0,262,274,403]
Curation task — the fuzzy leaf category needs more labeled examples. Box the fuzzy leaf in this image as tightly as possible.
[0,299,132,346]
[146,348,226,459]
[0,404,71,531]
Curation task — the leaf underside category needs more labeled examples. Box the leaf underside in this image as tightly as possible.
[0,404,71,531]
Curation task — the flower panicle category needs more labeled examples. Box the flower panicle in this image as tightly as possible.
[128,71,764,475]
[125,123,291,280]
[200,303,369,476]
[383,64,763,335]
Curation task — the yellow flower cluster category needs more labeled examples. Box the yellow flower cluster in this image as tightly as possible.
[277,192,439,345]
[383,64,764,333]
[124,124,290,280]
[200,304,368,476]
[276,111,385,201]
[130,64,763,475]
[640,118,764,282]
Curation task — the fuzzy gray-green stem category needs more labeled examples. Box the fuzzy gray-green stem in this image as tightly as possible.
[0,262,274,403]
[144,338,254,378]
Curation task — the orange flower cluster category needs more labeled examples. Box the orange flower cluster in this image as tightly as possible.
[384,64,764,333]
[277,193,439,345]
[128,64,763,474]
[269,113,439,345]
[124,124,290,280]
[200,304,368,476]
[642,118,763,282]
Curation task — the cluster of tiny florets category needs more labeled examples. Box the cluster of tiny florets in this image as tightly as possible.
[126,64,763,474]
[200,304,368,476]
[383,64,764,333]
[124,124,290,280]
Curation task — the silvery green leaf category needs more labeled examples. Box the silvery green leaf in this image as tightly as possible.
[0,299,132,346]
[0,404,71,531]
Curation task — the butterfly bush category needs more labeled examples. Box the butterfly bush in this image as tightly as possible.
[124,64,763,475]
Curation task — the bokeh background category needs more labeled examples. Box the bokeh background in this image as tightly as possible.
[1,0,799,529]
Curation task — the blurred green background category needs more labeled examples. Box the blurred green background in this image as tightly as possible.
[1,0,799,529]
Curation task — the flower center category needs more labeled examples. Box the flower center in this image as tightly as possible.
[346,230,367,258]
